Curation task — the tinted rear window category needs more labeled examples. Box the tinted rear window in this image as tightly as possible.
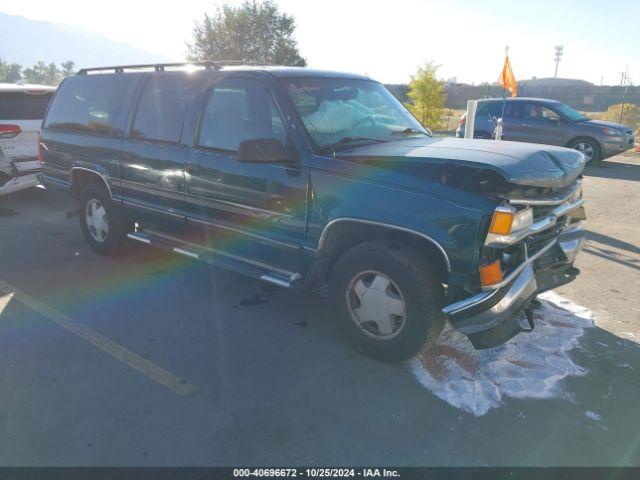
[131,74,192,143]
[0,92,53,120]
[44,75,135,136]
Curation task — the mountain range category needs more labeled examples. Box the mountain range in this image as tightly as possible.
[0,11,172,68]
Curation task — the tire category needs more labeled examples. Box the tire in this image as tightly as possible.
[78,182,127,255]
[329,240,445,362]
[568,138,601,163]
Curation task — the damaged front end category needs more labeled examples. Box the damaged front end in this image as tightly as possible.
[0,154,41,197]
[443,177,587,349]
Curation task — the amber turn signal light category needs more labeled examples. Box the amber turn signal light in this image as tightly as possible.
[479,260,503,286]
[489,209,514,235]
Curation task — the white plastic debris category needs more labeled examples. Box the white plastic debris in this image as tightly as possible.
[411,291,594,416]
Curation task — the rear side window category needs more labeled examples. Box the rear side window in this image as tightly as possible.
[45,75,134,135]
[0,92,53,120]
[131,75,192,143]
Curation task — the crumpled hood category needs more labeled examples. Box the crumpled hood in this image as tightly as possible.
[337,137,586,188]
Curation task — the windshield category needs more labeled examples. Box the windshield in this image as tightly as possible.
[281,77,429,151]
[554,103,588,122]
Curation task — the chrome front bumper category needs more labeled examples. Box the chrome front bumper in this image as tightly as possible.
[442,227,585,349]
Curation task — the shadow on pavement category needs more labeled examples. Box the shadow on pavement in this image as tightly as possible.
[584,157,640,181]
[582,230,640,272]
[584,230,640,255]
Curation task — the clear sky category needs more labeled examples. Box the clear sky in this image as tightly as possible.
[0,0,637,85]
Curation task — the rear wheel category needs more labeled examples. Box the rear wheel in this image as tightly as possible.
[329,240,445,362]
[78,183,127,255]
[569,138,600,163]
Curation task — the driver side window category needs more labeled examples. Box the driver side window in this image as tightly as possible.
[198,78,287,152]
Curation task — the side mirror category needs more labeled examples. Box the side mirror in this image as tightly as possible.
[237,138,294,164]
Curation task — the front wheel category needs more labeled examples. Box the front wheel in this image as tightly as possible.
[569,138,600,163]
[329,240,445,362]
[78,183,127,255]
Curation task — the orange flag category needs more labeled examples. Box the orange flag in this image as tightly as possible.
[498,55,517,97]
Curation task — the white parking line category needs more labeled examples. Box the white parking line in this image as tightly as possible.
[0,279,197,396]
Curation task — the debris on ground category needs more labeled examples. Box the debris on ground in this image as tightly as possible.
[411,291,594,416]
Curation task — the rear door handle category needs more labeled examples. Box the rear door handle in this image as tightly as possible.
[522,123,533,127]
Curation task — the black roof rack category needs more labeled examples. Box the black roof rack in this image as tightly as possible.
[76,60,276,75]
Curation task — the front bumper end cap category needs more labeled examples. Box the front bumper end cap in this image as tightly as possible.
[450,264,538,349]
[443,228,585,350]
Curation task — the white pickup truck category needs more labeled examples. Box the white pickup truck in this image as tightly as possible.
[0,83,55,196]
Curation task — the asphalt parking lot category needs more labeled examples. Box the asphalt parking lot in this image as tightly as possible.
[0,153,639,466]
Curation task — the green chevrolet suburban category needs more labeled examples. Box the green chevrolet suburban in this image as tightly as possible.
[39,62,587,362]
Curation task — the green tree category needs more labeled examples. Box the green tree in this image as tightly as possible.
[22,67,37,83]
[407,62,446,130]
[23,61,48,84]
[603,103,640,136]
[187,0,306,66]
[46,62,61,84]
[22,61,61,85]
[61,60,76,77]
[0,59,6,81]
[5,63,22,83]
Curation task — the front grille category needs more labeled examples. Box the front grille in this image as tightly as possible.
[531,204,555,222]
[480,179,583,287]
[526,225,561,255]
[507,179,582,253]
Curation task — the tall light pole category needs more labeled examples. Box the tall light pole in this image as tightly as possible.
[619,73,631,124]
[554,45,564,78]
[619,67,628,86]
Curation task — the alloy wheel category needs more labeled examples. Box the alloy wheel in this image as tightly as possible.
[573,141,594,161]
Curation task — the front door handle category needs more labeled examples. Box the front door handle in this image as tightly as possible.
[522,123,533,127]
[185,164,200,175]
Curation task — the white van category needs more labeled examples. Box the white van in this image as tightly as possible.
[0,83,55,196]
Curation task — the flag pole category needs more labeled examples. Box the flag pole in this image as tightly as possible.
[493,46,508,140]
[501,46,508,121]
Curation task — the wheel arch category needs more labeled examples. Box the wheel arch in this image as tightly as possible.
[317,218,451,284]
[565,135,602,151]
[69,167,112,199]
